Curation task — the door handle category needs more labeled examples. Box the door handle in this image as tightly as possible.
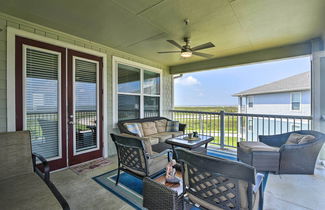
[68,121,74,125]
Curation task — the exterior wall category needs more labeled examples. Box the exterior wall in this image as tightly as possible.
[0,12,173,156]
[241,90,311,116]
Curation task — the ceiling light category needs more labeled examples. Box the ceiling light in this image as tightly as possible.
[180,51,192,58]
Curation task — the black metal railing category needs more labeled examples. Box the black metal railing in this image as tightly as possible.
[171,110,312,148]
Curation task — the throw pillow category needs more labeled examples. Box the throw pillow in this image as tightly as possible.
[286,133,315,145]
[141,122,158,136]
[166,121,179,132]
[124,123,143,137]
[155,119,168,133]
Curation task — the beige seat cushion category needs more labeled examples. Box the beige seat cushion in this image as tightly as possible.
[0,173,62,210]
[168,131,184,138]
[155,119,168,133]
[286,133,315,145]
[124,152,168,177]
[148,132,173,143]
[142,122,158,136]
[0,131,33,181]
[148,153,169,176]
[239,141,279,152]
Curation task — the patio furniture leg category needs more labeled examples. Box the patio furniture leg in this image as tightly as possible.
[116,167,120,186]
[205,143,208,149]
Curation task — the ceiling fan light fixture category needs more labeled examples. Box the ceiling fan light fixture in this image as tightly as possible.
[180,51,192,58]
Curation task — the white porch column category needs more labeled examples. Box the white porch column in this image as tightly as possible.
[312,50,325,160]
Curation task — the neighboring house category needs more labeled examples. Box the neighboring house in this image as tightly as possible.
[233,72,311,140]
[233,71,311,116]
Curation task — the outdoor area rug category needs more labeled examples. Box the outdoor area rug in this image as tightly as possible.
[71,158,112,175]
[93,149,268,209]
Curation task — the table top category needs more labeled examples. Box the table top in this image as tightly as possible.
[166,134,214,149]
[154,171,183,195]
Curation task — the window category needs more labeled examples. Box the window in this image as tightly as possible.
[291,92,301,111]
[114,58,162,122]
[247,96,254,108]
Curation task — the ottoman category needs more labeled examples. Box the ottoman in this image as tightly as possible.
[237,141,280,173]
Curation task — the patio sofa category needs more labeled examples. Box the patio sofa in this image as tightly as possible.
[117,117,186,153]
[0,131,69,210]
[237,130,325,174]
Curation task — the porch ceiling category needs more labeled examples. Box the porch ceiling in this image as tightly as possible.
[0,0,324,67]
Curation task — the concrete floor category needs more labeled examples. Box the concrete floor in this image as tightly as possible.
[51,156,325,210]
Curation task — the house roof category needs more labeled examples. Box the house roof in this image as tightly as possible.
[233,71,310,96]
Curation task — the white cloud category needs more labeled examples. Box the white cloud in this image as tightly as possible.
[175,76,200,86]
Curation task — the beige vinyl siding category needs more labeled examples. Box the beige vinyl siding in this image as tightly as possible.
[0,12,173,155]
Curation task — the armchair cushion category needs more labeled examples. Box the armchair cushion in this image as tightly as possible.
[155,119,168,133]
[0,173,62,210]
[124,123,144,137]
[285,133,315,145]
[239,141,280,152]
[142,122,158,136]
[0,131,33,181]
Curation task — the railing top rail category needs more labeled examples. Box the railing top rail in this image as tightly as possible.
[170,110,312,120]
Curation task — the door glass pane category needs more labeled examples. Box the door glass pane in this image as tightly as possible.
[26,48,59,159]
[143,70,160,95]
[118,64,140,93]
[144,96,160,118]
[118,95,140,120]
[75,59,97,153]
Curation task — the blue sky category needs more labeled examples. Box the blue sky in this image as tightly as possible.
[174,56,311,106]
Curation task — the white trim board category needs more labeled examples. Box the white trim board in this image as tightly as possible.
[112,56,163,126]
[6,27,108,158]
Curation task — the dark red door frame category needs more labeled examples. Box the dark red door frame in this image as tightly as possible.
[15,36,67,171]
[67,49,104,166]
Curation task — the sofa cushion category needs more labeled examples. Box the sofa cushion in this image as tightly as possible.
[148,132,173,143]
[166,121,179,132]
[0,131,33,181]
[155,119,168,133]
[142,122,158,136]
[286,133,315,145]
[239,141,280,152]
[124,123,144,137]
[169,131,184,138]
[0,173,62,210]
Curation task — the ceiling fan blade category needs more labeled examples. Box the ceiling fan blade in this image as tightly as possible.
[157,51,181,54]
[192,52,214,58]
[191,42,215,51]
[167,40,183,49]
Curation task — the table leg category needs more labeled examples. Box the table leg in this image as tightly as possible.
[205,143,208,149]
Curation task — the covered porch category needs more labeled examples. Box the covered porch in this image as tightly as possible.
[0,0,325,209]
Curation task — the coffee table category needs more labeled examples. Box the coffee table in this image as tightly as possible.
[166,134,214,157]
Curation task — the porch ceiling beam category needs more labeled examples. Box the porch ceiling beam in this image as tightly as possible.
[169,38,322,74]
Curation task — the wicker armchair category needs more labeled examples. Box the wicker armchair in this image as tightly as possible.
[259,130,325,174]
[110,133,171,185]
[177,148,264,210]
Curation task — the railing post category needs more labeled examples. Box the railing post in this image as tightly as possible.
[199,113,203,134]
[220,110,225,149]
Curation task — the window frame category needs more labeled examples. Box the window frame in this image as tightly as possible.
[290,92,302,111]
[112,57,162,125]
[247,96,254,108]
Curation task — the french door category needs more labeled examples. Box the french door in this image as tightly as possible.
[15,37,103,170]
[67,50,103,165]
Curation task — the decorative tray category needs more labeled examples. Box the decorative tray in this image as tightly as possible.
[183,137,201,141]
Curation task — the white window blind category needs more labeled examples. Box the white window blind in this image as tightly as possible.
[25,48,60,159]
[75,59,98,152]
